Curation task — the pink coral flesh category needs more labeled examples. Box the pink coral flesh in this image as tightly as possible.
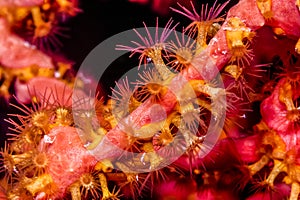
[39,126,97,197]
[0,18,54,69]
[15,77,87,105]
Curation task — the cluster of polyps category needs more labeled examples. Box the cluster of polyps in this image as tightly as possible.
[1,0,300,199]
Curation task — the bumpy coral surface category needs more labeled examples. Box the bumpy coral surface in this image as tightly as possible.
[0,0,300,199]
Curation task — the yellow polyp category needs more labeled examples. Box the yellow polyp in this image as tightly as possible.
[279,81,295,111]
[226,17,253,45]
[180,101,195,114]
[266,160,287,186]
[55,108,73,126]
[189,79,227,119]
[31,151,48,176]
[170,46,194,71]
[31,7,44,27]
[32,111,51,129]
[137,121,165,139]
[10,133,35,153]
[147,83,164,96]
[248,91,266,102]
[186,13,224,54]
[129,96,142,113]
[25,174,55,196]
[69,182,81,200]
[194,22,211,54]
[85,128,106,150]
[99,173,113,199]
[248,155,270,175]
[150,152,164,170]
[94,160,114,173]
[145,45,175,81]
[169,112,181,128]
[127,173,137,182]
[0,69,12,98]
[56,62,72,79]
[225,17,255,65]
[77,172,101,199]
[295,38,300,54]
[278,81,300,123]
[255,129,300,199]
[189,79,210,96]
[290,182,300,200]
[262,131,286,159]
[31,7,52,38]
[12,152,32,166]
[142,142,155,153]
[103,115,117,129]
[7,188,32,200]
[36,67,55,78]
[256,0,273,20]
[137,82,168,103]
[227,31,244,49]
[224,64,243,80]
[179,101,204,133]
[282,162,300,200]
[193,169,201,175]
[158,127,174,146]
[1,148,15,176]
[289,165,300,183]
[141,143,164,170]
[98,101,119,129]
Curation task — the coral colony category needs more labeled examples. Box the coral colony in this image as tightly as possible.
[0,0,300,199]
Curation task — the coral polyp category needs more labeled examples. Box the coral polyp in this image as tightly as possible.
[69,170,101,199]
[166,29,196,71]
[170,0,229,52]
[0,143,16,185]
[134,68,168,103]
[116,18,178,78]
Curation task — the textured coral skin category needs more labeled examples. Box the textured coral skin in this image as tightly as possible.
[266,0,300,37]
[261,78,300,153]
[15,77,87,104]
[40,126,98,198]
[0,18,54,69]
[234,134,262,163]
[261,79,293,134]
[227,0,265,29]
